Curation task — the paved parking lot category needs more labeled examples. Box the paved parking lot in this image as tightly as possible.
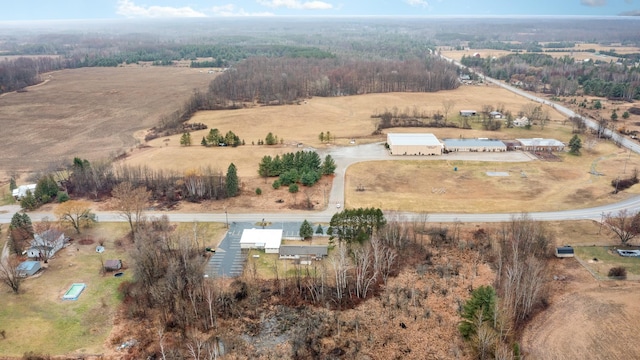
[204,220,330,277]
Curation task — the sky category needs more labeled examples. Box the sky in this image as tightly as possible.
[1,0,639,21]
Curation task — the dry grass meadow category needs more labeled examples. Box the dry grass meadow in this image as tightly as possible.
[120,84,640,213]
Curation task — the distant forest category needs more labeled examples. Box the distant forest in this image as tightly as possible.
[1,17,639,97]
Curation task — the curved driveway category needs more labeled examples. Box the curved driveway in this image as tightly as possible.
[2,68,640,224]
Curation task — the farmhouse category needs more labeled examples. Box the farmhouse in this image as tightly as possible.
[387,133,443,156]
[517,138,565,152]
[26,229,67,260]
[239,228,283,254]
[16,260,41,277]
[459,110,477,117]
[443,138,507,152]
[12,184,37,200]
[512,116,530,127]
[279,245,329,261]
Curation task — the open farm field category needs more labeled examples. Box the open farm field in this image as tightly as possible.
[0,65,214,178]
[0,223,132,357]
[440,43,640,62]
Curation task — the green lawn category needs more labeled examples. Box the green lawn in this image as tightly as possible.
[0,223,132,356]
[574,246,640,280]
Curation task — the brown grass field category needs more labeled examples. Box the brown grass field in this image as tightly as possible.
[0,65,213,177]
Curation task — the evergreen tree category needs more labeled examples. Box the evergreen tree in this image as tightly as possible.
[265,132,276,145]
[459,285,497,340]
[201,136,207,146]
[611,110,618,122]
[180,132,192,146]
[20,190,38,211]
[9,177,16,191]
[568,134,582,155]
[322,155,337,175]
[226,163,239,197]
[623,111,630,119]
[315,224,324,235]
[299,220,314,240]
[35,175,59,204]
[319,132,325,142]
[288,183,299,193]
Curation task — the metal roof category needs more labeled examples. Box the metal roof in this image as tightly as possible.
[240,228,283,249]
[279,245,328,256]
[516,138,564,147]
[443,138,507,148]
[387,133,442,146]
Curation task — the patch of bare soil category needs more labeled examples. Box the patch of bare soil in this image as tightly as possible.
[521,258,640,359]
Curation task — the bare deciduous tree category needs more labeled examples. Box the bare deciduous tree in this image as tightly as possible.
[0,256,23,294]
[330,243,351,301]
[54,200,96,234]
[604,209,640,245]
[112,181,151,235]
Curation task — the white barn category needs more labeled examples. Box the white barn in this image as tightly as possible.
[239,228,283,254]
[387,133,443,156]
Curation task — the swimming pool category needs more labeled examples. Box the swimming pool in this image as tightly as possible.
[62,283,86,300]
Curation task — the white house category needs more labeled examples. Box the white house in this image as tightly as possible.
[239,228,283,254]
[512,116,530,127]
[27,229,67,260]
[12,184,37,200]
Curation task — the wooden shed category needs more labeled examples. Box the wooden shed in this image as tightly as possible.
[104,259,123,271]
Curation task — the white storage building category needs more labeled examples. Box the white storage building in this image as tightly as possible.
[387,133,443,156]
[239,228,283,253]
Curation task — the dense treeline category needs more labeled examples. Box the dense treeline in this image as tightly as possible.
[0,56,64,93]
[63,157,231,203]
[208,57,459,106]
[461,53,640,99]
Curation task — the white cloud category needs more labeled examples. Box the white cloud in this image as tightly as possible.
[211,4,274,16]
[580,0,607,6]
[256,0,334,10]
[116,0,207,18]
[406,0,429,7]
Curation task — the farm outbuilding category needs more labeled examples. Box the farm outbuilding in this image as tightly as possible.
[16,261,41,277]
[459,110,477,117]
[239,228,283,253]
[104,259,123,271]
[517,138,565,152]
[12,184,37,200]
[555,246,575,258]
[443,138,507,152]
[387,133,443,156]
